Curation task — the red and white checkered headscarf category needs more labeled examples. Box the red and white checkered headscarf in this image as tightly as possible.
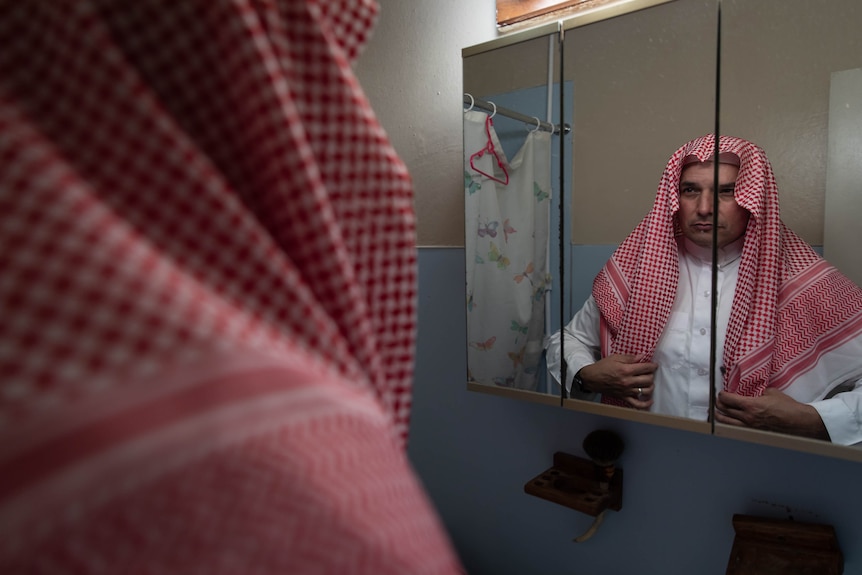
[594,134,862,404]
[0,1,462,572]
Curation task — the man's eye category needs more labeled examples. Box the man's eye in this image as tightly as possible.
[719,188,736,197]
[680,187,698,196]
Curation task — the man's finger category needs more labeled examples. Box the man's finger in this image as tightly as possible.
[717,391,749,409]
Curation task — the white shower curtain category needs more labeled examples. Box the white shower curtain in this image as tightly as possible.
[464,109,552,390]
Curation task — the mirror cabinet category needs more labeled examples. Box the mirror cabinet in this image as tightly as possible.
[463,0,862,461]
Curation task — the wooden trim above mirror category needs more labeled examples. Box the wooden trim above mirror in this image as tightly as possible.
[497,0,593,27]
[495,0,677,32]
[469,0,675,57]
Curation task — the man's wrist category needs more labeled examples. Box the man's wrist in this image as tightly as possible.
[573,368,589,393]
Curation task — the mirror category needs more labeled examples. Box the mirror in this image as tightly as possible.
[463,29,565,401]
[714,0,862,457]
[463,0,862,461]
[556,0,719,433]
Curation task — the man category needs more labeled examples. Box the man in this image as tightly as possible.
[547,135,862,445]
[0,1,463,572]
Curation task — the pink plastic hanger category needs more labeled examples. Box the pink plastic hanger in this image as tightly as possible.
[469,104,509,186]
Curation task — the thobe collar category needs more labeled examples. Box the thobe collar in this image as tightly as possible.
[680,235,744,269]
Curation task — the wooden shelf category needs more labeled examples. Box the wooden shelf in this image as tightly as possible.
[524,451,622,517]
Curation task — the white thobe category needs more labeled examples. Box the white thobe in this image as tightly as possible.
[546,237,862,445]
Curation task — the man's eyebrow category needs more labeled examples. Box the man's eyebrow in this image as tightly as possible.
[678,180,702,188]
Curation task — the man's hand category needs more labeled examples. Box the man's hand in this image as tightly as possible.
[715,388,830,441]
[578,354,658,409]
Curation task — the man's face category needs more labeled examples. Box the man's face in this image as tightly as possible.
[677,162,749,248]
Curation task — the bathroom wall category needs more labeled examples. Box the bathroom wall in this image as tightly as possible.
[354,0,497,246]
[413,248,862,574]
[357,1,862,573]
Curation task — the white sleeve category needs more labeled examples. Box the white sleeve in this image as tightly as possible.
[545,295,602,397]
[810,379,862,446]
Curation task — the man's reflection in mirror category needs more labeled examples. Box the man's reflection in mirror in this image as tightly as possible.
[547,135,862,444]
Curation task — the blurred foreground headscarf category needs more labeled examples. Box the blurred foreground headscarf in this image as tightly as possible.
[0,0,463,572]
[594,135,862,405]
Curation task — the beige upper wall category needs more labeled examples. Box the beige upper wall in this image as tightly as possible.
[565,0,861,246]
[720,0,862,245]
[355,0,499,247]
[357,0,862,247]
[565,0,717,244]
[463,35,553,101]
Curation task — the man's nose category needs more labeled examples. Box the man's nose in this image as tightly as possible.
[696,191,713,214]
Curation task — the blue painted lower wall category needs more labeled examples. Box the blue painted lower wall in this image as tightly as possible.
[410,247,862,575]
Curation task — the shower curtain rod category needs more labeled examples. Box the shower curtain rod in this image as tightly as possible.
[463,94,566,135]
